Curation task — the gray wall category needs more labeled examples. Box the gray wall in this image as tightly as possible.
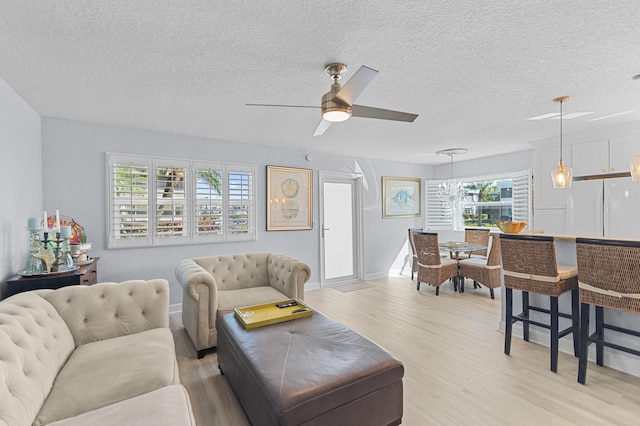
[0,76,534,305]
[0,77,42,299]
[433,150,534,180]
[41,118,430,303]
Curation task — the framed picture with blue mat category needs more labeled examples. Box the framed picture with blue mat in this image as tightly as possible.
[382,176,421,218]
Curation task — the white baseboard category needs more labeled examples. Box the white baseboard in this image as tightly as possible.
[365,271,388,281]
[169,303,181,315]
[305,281,321,291]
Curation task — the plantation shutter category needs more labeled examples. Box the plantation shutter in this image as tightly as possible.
[107,153,256,247]
[193,162,224,242]
[154,159,189,245]
[425,180,454,230]
[512,169,532,229]
[227,165,256,240]
[108,154,151,248]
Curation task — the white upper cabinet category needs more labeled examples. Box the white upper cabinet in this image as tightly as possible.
[571,138,640,175]
[571,140,609,175]
[610,139,640,173]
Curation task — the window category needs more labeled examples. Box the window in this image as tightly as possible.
[425,169,531,230]
[461,178,513,227]
[108,153,256,248]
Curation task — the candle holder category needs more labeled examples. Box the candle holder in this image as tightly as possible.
[37,231,56,273]
[51,231,63,272]
[59,237,75,270]
[25,228,45,275]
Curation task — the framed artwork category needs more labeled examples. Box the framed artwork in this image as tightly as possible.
[267,165,313,230]
[382,176,421,218]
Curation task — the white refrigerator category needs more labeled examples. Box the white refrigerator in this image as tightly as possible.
[566,177,640,239]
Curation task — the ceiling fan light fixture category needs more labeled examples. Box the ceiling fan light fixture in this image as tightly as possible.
[321,90,352,122]
[323,107,351,122]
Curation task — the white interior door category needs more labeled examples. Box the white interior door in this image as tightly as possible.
[319,172,363,285]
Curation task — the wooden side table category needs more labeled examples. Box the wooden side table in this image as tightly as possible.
[5,257,100,298]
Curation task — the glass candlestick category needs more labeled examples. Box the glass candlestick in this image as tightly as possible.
[60,238,74,270]
[25,229,45,275]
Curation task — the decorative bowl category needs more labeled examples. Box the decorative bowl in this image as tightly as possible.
[496,221,527,233]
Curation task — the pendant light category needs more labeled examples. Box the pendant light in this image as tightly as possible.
[630,155,640,182]
[437,148,468,205]
[550,96,573,188]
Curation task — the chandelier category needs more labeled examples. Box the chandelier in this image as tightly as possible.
[437,148,468,205]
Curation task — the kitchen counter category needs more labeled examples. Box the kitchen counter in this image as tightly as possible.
[491,231,640,243]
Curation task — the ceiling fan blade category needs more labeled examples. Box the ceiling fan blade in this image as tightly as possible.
[313,119,332,136]
[246,103,319,109]
[351,104,418,122]
[333,65,378,106]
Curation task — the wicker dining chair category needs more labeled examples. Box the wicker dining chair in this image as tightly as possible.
[408,227,423,280]
[413,231,459,296]
[463,228,490,258]
[500,234,579,372]
[576,238,640,384]
[458,235,501,299]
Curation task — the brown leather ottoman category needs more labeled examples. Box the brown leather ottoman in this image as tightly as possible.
[217,310,404,426]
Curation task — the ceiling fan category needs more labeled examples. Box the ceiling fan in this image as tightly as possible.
[246,63,418,136]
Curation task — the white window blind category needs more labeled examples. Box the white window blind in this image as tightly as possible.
[154,160,189,245]
[107,153,256,248]
[227,166,255,240]
[425,180,454,230]
[108,155,150,248]
[193,164,224,242]
[512,169,532,227]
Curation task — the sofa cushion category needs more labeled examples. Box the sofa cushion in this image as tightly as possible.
[218,286,290,312]
[40,280,170,347]
[35,328,179,426]
[0,292,75,426]
[194,253,270,290]
[47,385,195,426]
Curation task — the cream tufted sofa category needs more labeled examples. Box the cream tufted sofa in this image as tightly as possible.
[0,279,195,426]
[176,252,311,357]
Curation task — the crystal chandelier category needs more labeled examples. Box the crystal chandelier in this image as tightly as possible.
[437,148,468,205]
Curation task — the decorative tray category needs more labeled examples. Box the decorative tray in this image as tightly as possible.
[19,266,79,277]
[234,299,313,330]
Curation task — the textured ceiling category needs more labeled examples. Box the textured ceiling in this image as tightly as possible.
[1,1,640,164]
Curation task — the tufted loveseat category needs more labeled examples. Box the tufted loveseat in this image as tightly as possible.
[176,252,311,357]
[0,279,195,426]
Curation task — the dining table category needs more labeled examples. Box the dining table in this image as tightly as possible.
[439,241,488,292]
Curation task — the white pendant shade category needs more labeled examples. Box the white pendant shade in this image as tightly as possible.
[551,159,573,188]
[630,155,640,182]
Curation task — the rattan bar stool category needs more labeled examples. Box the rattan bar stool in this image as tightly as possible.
[576,238,640,384]
[414,231,459,295]
[500,234,579,372]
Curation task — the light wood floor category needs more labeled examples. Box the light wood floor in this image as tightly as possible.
[171,276,640,425]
